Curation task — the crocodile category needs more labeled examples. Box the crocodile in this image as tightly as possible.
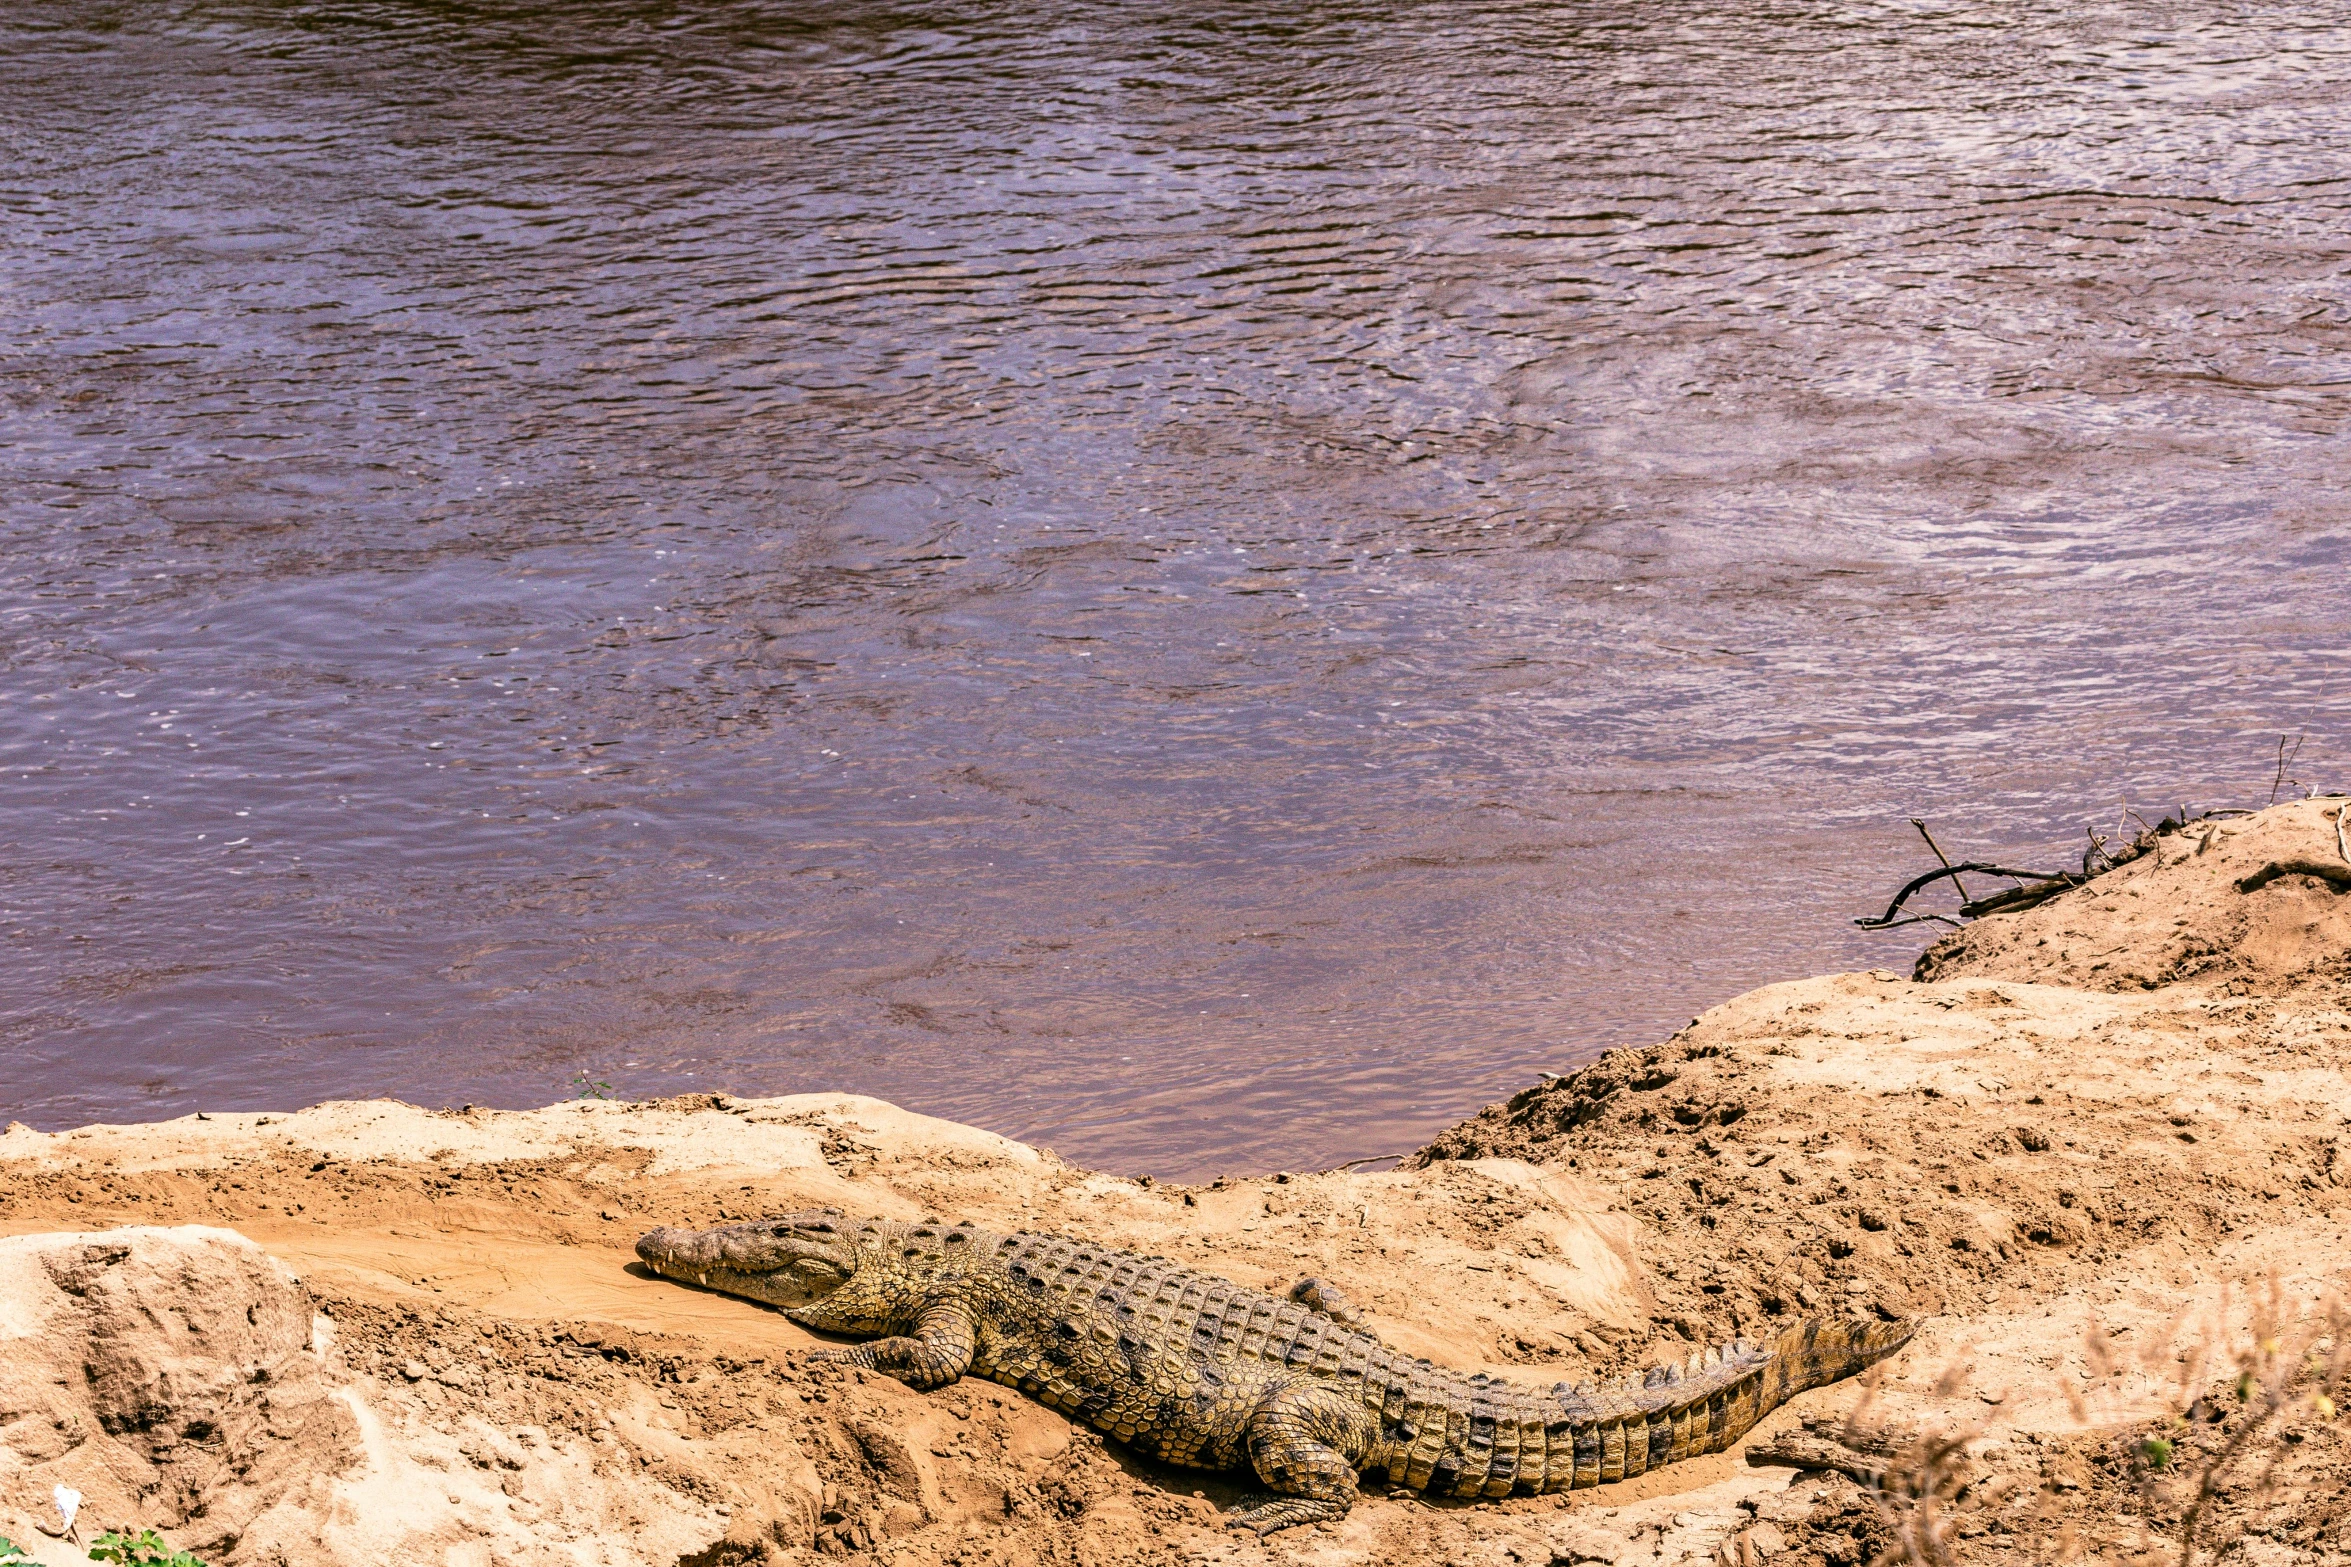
[635,1212,1914,1534]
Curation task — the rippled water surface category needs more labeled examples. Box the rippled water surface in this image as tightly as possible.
[5,1,2349,1176]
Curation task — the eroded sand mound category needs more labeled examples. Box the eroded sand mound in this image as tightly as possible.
[1914,797,2351,993]
[1414,971,2351,1334]
[0,1227,353,1562]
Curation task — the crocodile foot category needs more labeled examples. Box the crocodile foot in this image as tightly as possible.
[1286,1276,1367,1330]
[1225,1495,1349,1535]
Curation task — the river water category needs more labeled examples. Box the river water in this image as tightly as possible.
[4,1,2348,1177]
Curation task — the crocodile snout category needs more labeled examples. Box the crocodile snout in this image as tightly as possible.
[631,1213,861,1310]
[634,1226,710,1275]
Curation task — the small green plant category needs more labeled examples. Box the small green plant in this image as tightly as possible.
[87,1529,209,1567]
[569,1070,613,1101]
[0,1538,33,1562]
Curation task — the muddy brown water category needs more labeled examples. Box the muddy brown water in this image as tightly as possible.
[4,2,2348,1178]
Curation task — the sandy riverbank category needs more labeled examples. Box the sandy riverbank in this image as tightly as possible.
[3,800,2348,1567]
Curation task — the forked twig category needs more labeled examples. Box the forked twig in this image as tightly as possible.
[1911,819,1970,905]
[2268,733,2305,806]
[1854,862,2079,930]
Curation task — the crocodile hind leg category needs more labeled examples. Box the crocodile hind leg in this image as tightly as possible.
[1228,1381,1378,1535]
[1286,1277,1370,1331]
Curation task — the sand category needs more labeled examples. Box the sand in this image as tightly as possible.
[3,799,2347,1567]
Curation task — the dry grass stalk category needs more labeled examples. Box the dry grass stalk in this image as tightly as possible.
[1791,1356,1992,1567]
[2149,1283,2346,1567]
[1842,1279,2344,1567]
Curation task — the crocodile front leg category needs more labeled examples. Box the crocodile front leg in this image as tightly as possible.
[1228,1380,1380,1535]
[809,1301,975,1390]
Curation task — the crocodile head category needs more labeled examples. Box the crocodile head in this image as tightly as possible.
[635,1210,866,1315]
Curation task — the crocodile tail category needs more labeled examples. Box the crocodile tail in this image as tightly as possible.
[1553,1336,1771,1488]
[1552,1316,1915,1489]
[1756,1316,1917,1417]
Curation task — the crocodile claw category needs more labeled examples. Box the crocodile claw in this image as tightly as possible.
[1224,1496,1349,1535]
